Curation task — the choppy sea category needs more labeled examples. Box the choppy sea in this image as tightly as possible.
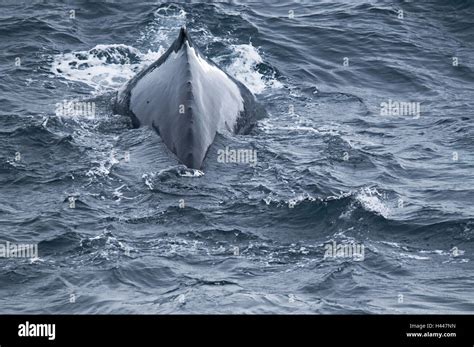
[0,1,473,313]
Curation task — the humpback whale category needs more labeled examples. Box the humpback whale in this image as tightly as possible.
[113,27,266,169]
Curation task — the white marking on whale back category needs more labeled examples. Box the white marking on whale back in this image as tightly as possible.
[185,42,244,133]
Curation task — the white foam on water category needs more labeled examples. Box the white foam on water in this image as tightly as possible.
[399,253,431,260]
[259,119,339,136]
[356,187,391,218]
[179,169,205,177]
[51,44,164,94]
[29,257,44,264]
[226,44,282,94]
[380,241,402,248]
[80,230,131,261]
[86,149,121,178]
[138,5,187,48]
[112,184,134,202]
[287,193,317,207]
[142,173,154,190]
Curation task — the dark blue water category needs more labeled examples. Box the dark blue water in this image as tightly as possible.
[0,1,473,313]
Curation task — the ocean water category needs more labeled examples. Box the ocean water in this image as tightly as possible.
[0,0,473,313]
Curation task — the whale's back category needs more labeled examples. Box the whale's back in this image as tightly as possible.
[113,27,266,169]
